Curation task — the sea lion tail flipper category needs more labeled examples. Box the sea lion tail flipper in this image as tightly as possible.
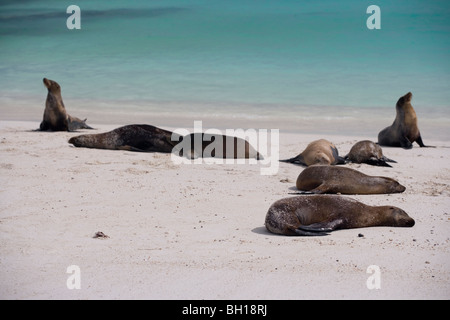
[343,155,351,164]
[366,157,393,167]
[335,156,346,165]
[279,155,305,166]
[382,156,397,163]
[288,191,316,195]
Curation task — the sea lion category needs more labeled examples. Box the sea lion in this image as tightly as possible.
[265,195,415,236]
[68,124,179,152]
[378,92,432,149]
[345,140,396,167]
[280,139,345,166]
[40,78,93,131]
[178,133,263,160]
[293,166,405,195]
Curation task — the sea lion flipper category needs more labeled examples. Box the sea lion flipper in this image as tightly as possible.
[294,229,330,236]
[288,191,316,195]
[279,155,306,166]
[118,145,149,152]
[297,224,334,233]
[399,136,413,149]
[382,156,397,163]
[365,157,393,167]
[299,218,344,233]
[416,135,435,148]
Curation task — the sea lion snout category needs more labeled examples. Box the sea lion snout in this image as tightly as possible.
[43,78,51,88]
[392,207,415,227]
[43,78,60,92]
[404,92,413,102]
[395,183,406,193]
[68,136,81,147]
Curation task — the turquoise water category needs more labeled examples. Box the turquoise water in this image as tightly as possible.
[0,0,449,120]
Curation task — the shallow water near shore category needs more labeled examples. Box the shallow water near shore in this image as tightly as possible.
[0,0,449,128]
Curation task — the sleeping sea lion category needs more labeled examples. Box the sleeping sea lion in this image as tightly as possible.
[265,195,415,236]
[293,166,405,195]
[68,124,179,152]
[280,139,345,166]
[40,78,93,131]
[177,133,263,160]
[377,92,433,149]
[345,140,396,167]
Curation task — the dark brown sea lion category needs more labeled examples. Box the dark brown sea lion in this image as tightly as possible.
[293,166,405,195]
[40,78,93,131]
[280,139,345,166]
[345,140,396,167]
[68,124,179,152]
[177,133,263,160]
[265,195,415,236]
[377,92,433,149]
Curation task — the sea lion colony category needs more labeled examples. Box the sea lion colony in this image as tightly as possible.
[38,80,426,236]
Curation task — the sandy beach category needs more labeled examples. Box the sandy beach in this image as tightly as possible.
[0,118,449,300]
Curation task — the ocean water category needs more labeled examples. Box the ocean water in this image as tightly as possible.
[0,0,449,134]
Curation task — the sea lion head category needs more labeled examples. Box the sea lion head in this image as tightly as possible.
[381,177,406,194]
[388,206,415,227]
[43,78,61,94]
[396,92,413,108]
[68,136,85,147]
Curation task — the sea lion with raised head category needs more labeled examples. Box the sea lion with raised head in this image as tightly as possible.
[175,133,263,160]
[293,166,405,195]
[378,92,433,149]
[280,139,345,166]
[69,124,179,152]
[265,195,415,236]
[345,140,396,167]
[40,78,93,131]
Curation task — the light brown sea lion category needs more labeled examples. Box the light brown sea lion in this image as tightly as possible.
[345,140,396,167]
[177,133,263,160]
[69,124,179,152]
[377,92,433,149]
[265,195,415,236]
[280,139,345,166]
[293,166,405,195]
[40,78,93,131]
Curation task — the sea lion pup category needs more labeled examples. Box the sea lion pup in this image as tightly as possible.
[265,195,415,236]
[177,133,263,160]
[69,124,179,152]
[294,166,405,195]
[280,139,345,166]
[378,92,433,149]
[345,140,396,167]
[40,78,93,131]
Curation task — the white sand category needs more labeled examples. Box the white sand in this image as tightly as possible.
[0,120,449,300]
